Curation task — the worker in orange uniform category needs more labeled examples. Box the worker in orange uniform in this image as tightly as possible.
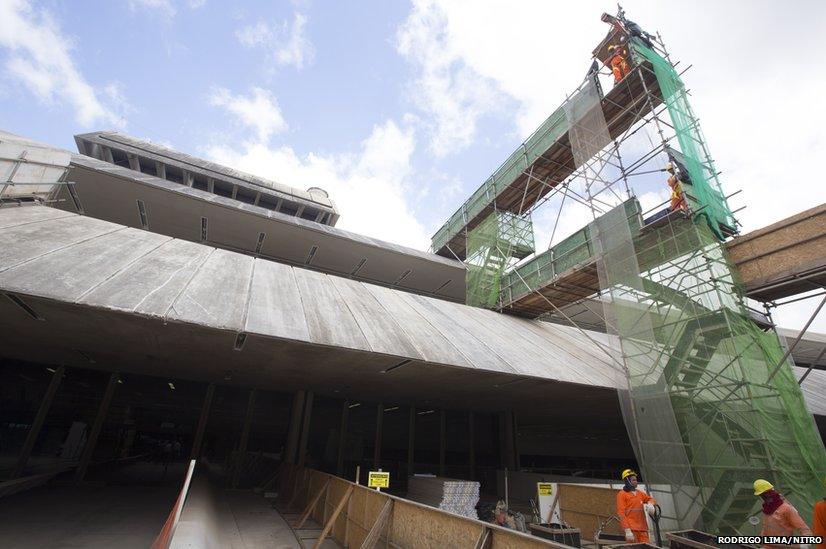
[811,477,825,549]
[666,162,688,213]
[616,469,656,543]
[607,44,630,84]
[754,479,812,548]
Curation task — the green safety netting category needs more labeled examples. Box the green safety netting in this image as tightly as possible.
[631,39,737,240]
[592,201,826,534]
[465,211,534,308]
[431,108,567,254]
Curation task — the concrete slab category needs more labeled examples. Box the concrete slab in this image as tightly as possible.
[244,259,310,342]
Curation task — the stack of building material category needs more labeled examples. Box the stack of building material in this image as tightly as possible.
[406,475,480,519]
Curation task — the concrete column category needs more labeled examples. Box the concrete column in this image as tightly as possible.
[11,366,65,479]
[512,411,521,470]
[183,170,194,187]
[407,406,415,476]
[373,403,383,469]
[127,154,140,171]
[468,411,475,481]
[232,388,257,488]
[190,383,215,461]
[75,372,119,484]
[336,400,349,477]
[297,391,314,466]
[439,409,446,477]
[102,146,114,164]
[499,411,517,470]
[284,390,305,464]
[155,161,166,179]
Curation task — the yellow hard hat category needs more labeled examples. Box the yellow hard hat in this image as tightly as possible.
[621,468,638,480]
[665,162,675,172]
[608,45,616,51]
[754,479,774,496]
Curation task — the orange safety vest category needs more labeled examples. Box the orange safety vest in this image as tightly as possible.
[761,501,812,548]
[616,489,655,533]
[812,499,826,549]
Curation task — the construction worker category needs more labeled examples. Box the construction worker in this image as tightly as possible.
[607,43,630,84]
[666,162,688,213]
[493,500,517,530]
[754,479,813,548]
[616,469,657,543]
[812,477,825,549]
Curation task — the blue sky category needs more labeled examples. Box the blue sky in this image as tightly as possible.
[1,0,825,330]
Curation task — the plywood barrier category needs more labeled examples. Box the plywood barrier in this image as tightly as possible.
[278,464,569,548]
[556,484,621,541]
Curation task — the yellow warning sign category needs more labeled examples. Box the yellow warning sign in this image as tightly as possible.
[537,482,553,496]
[368,471,390,489]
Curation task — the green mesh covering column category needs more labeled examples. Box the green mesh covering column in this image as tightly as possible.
[466,211,535,308]
[630,39,736,240]
[593,201,826,534]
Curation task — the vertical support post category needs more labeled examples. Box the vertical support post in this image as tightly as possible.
[11,366,65,479]
[336,400,349,476]
[297,391,314,466]
[499,411,516,470]
[407,406,415,477]
[373,402,383,469]
[75,372,119,484]
[512,410,521,471]
[190,383,215,461]
[284,390,306,464]
[439,409,446,477]
[468,411,475,481]
[232,388,257,488]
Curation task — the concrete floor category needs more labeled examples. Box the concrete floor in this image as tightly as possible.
[0,480,177,548]
[172,470,303,549]
[0,460,313,548]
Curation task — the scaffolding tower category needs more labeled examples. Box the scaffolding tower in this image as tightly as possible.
[433,10,826,534]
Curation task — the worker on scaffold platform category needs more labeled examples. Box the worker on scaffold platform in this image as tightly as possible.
[607,42,630,84]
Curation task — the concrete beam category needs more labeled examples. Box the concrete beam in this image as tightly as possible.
[190,383,215,461]
[75,372,119,484]
[11,366,65,479]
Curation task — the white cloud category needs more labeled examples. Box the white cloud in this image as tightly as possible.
[236,21,271,48]
[188,0,205,8]
[236,13,314,70]
[204,119,430,250]
[0,0,125,127]
[209,86,287,142]
[129,0,176,18]
[395,0,507,157]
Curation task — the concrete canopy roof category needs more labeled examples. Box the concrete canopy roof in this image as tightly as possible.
[0,204,625,426]
[75,131,338,217]
[54,153,467,302]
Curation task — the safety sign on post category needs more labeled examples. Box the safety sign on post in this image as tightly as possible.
[537,482,560,524]
[367,470,390,491]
